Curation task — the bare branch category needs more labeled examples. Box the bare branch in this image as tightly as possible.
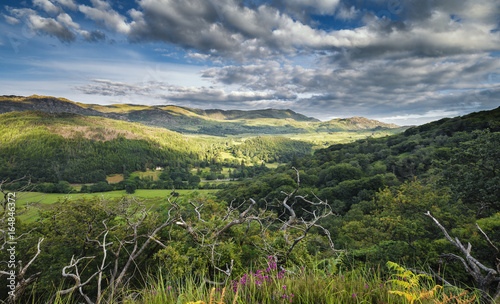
[96,231,110,304]
[213,199,257,238]
[279,167,300,231]
[476,223,500,273]
[189,201,206,222]
[50,255,99,304]
[425,211,500,303]
[176,216,200,242]
[0,237,44,304]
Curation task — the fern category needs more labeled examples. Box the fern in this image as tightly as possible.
[436,290,476,304]
[386,261,443,304]
[186,286,238,304]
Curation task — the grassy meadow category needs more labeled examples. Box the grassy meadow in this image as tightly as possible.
[14,189,218,221]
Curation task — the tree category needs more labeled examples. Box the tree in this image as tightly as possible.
[0,178,43,304]
[442,130,500,217]
[171,168,340,284]
[55,181,72,193]
[425,211,500,303]
[340,180,453,264]
[1,170,340,303]
[124,181,136,194]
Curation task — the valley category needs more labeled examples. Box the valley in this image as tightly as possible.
[1,95,499,304]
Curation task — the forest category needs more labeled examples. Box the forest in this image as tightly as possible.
[0,106,499,303]
[0,111,313,187]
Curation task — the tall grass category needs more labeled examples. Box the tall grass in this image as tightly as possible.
[123,258,474,304]
[28,259,481,304]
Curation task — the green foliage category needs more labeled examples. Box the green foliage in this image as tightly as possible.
[231,136,314,163]
[0,112,206,183]
[441,130,500,217]
[2,100,499,303]
[0,95,404,137]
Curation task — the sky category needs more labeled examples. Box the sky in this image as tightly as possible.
[0,0,499,125]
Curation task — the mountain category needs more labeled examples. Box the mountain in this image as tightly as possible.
[318,116,399,131]
[218,105,500,213]
[0,110,320,183]
[0,110,207,183]
[0,95,401,136]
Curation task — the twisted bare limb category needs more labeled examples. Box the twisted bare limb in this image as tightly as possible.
[425,211,499,303]
[0,237,44,304]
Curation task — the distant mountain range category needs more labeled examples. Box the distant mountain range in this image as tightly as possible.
[0,95,402,136]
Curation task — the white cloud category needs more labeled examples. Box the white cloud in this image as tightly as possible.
[3,14,20,25]
[33,0,60,15]
[275,0,341,16]
[56,12,79,29]
[78,2,131,34]
[28,14,76,41]
[53,0,77,10]
[2,0,500,125]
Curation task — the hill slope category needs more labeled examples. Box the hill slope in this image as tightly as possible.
[0,111,320,183]
[219,105,500,213]
[0,111,205,183]
[0,95,401,136]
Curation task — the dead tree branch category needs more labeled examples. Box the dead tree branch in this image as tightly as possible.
[49,256,99,304]
[0,237,44,304]
[108,197,178,297]
[213,198,257,238]
[425,211,500,303]
[275,168,340,263]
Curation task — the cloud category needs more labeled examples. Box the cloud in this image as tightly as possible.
[5,0,499,63]
[74,79,164,96]
[53,0,78,11]
[74,78,296,109]
[273,0,341,21]
[124,0,500,62]
[200,53,500,122]
[33,0,61,15]
[28,14,76,42]
[78,1,131,34]
[126,0,342,59]
[3,14,20,25]
[128,0,241,55]
[56,12,79,29]
[2,0,500,125]
[81,30,106,42]
[5,7,80,42]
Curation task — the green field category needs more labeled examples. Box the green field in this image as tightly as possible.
[16,189,218,205]
[14,189,219,221]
